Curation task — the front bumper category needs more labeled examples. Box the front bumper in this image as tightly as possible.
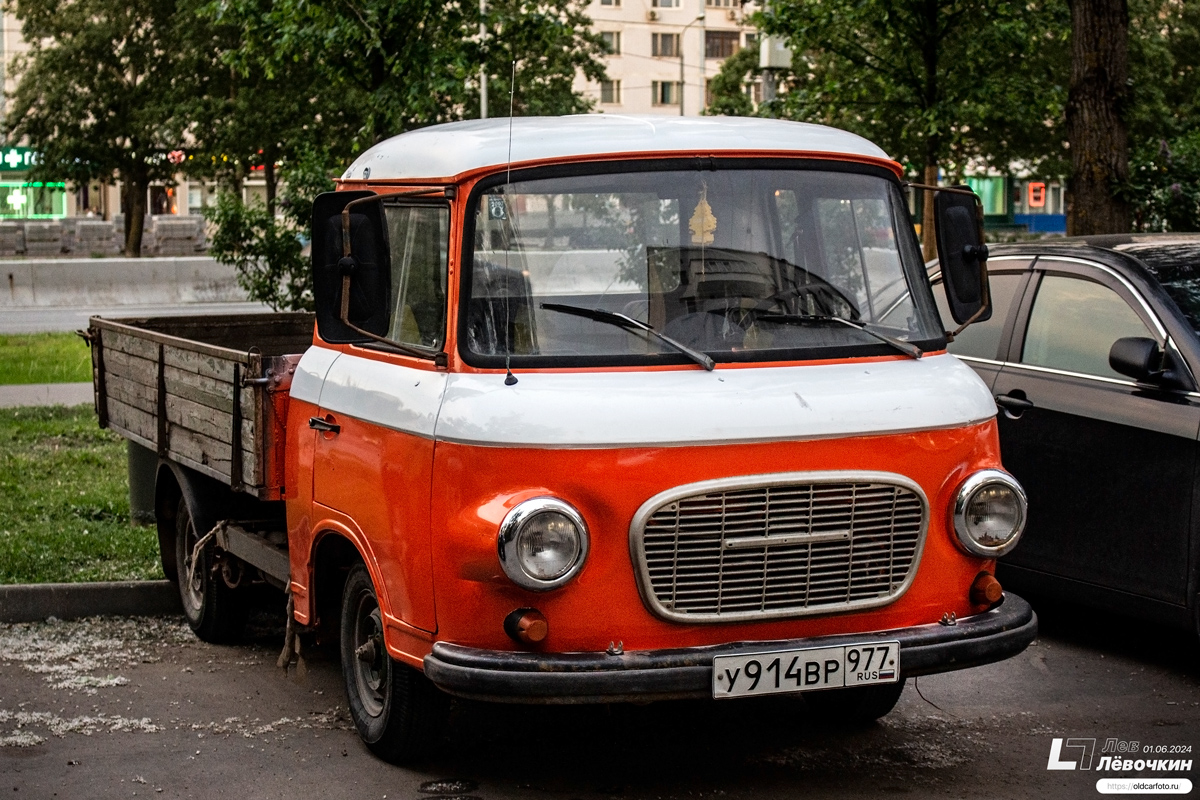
[423,593,1037,704]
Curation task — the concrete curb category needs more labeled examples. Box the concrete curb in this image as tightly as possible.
[0,580,181,624]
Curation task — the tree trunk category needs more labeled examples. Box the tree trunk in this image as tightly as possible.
[264,146,277,218]
[921,162,939,262]
[121,171,147,257]
[1066,0,1131,235]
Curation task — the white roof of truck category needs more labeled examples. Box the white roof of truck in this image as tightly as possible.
[342,115,892,181]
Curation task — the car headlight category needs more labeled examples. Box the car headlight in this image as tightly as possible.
[952,470,1027,557]
[498,498,589,591]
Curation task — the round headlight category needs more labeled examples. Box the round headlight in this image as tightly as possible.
[498,498,589,591]
[952,470,1027,557]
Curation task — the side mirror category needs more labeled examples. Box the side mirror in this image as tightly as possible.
[935,186,992,326]
[1109,336,1190,389]
[311,191,391,344]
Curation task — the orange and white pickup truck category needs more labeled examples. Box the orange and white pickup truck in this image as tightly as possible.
[89,115,1035,763]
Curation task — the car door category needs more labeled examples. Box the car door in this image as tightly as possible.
[312,200,452,632]
[994,257,1200,605]
[932,256,1035,392]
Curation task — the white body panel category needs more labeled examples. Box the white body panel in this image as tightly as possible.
[294,347,996,448]
[343,116,890,182]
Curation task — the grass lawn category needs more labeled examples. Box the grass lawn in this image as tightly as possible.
[0,332,93,385]
[0,405,162,584]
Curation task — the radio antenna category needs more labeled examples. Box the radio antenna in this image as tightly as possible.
[503,58,518,386]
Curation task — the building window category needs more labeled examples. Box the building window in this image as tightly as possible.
[744,32,759,48]
[599,0,620,6]
[651,0,679,6]
[652,81,681,106]
[706,0,735,5]
[652,32,680,57]
[705,30,740,59]
[601,80,622,104]
[600,31,621,54]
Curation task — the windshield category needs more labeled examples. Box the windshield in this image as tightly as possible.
[1118,243,1200,335]
[462,164,943,367]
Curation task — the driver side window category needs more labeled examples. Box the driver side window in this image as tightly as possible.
[384,205,449,350]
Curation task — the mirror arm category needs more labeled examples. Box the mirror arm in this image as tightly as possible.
[902,182,979,197]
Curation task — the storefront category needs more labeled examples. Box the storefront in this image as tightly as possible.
[0,146,68,218]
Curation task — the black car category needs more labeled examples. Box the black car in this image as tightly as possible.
[931,234,1200,636]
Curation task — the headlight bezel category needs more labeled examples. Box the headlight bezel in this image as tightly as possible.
[952,469,1028,558]
[497,497,589,591]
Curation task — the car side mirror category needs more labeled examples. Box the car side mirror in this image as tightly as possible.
[311,191,391,344]
[935,187,992,327]
[1109,336,1190,390]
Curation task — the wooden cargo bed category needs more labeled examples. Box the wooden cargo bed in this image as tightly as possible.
[88,313,315,500]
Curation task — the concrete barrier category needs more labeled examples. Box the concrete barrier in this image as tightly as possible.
[0,256,249,308]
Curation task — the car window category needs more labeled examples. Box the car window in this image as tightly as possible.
[1021,274,1152,379]
[933,271,1023,360]
[384,205,449,350]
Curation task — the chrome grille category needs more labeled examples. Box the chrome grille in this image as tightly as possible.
[632,473,927,622]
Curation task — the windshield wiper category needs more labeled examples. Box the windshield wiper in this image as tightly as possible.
[755,313,923,359]
[540,303,716,371]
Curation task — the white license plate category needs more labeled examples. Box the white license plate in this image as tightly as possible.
[712,641,900,699]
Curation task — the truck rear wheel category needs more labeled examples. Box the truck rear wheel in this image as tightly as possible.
[804,679,906,724]
[175,497,246,643]
[340,564,448,763]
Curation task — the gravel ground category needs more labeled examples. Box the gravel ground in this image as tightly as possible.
[1,599,1197,800]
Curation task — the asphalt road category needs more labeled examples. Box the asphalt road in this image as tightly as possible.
[2,597,1197,800]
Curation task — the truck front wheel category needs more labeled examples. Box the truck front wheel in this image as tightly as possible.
[340,564,448,763]
[175,497,246,643]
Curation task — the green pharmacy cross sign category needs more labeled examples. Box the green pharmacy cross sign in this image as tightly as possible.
[0,147,37,171]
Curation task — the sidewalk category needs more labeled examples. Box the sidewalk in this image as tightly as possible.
[0,381,93,408]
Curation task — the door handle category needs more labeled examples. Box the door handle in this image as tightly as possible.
[308,416,340,434]
[994,393,1034,412]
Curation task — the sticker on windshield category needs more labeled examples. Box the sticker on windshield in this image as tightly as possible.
[689,188,716,245]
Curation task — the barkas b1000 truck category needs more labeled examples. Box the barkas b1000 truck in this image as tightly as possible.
[89,115,1036,763]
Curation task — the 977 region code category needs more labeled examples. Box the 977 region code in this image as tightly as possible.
[712,641,900,699]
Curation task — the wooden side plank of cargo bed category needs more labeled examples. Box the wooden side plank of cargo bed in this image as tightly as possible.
[98,325,261,492]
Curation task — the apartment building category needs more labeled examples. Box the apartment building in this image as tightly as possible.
[579,0,759,116]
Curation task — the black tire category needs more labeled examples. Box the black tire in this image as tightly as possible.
[175,496,246,643]
[340,564,448,764]
[804,679,906,724]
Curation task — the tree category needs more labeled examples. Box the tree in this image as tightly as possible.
[204,149,335,311]
[1065,0,1132,234]
[213,0,608,146]
[759,0,1069,256]
[3,0,195,255]
[704,47,759,118]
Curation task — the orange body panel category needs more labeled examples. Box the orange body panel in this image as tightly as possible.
[420,421,999,661]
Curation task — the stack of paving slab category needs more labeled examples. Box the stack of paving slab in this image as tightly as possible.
[0,215,207,257]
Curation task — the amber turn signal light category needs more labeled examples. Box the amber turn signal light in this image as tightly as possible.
[970,572,1003,606]
[504,608,549,644]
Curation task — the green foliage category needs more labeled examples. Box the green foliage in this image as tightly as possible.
[0,405,162,584]
[2,0,196,255]
[208,0,607,144]
[204,150,336,311]
[0,334,92,386]
[758,0,1071,177]
[1126,133,1200,232]
[704,47,759,118]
